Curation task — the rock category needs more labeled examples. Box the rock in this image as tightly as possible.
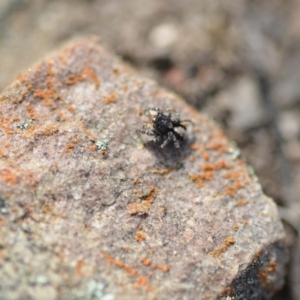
[0,37,287,300]
[278,111,300,141]
[149,23,180,49]
[208,76,265,131]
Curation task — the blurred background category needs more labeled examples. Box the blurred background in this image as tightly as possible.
[0,0,299,298]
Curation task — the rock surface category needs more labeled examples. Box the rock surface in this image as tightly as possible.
[0,37,287,300]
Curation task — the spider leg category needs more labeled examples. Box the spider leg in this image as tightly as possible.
[173,130,184,141]
[146,107,161,115]
[138,124,155,136]
[177,123,187,130]
[169,131,181,149]
[180,119,192,123]
[160,136,170,148]
[151,135,162,144]
[166,107,172,119]
[173,119,192,130]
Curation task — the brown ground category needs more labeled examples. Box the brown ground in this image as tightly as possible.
[0,0,299,299]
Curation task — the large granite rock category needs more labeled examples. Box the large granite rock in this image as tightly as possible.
[0,37,287,300]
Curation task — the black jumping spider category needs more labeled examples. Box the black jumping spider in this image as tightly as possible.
[139,107,190,149]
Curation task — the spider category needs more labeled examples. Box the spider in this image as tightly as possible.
[138,107,190,149]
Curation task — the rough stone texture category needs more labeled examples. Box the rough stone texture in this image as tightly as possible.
[0,38,287,300]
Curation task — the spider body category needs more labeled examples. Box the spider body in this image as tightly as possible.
[139,107,190,149]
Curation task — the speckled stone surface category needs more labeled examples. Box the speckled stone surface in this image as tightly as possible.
[0,37,287,300]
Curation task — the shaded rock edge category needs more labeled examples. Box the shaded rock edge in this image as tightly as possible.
[218,241,288,300]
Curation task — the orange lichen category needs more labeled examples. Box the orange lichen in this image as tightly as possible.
[133,178,139,185]
[129,201,151,215]
[221,168,252,197]
[206,140,226,152]
[89,145,96,152]
[102,92,117,104]
[65,74,77,85]
[56,110,66,122]
[268,260,276,273]
[188,174,205,187]
[233,224,239,231]
[113,67,120,76]
[59,54,67,66]
[201,163,215,171]
[82,65,100,89]
[0,219,4,226]
[34,124,59,138]
[138,186,158,201]
[222,180,248,197]
[132,276,148,288]
[25,103,36,119]
[190,144,200,151]
[201,151,210,161]
[99,150,108,157]
[145,285,153,292]
[157,265,170,273]
[129,187,158,215]
[141,258,152,266]
[65,65,100,89]
[205,131,228,154]
[132,276,153,292]
[65,144,75,152]
[151,167,173,175]
[235,199,248,206]
[243,220,248,226]
[209,236,235,258]
[188,170,214,187]
[151,264,170,273]
[0,116,15,135]
[102,253,139,277]
[148,248,155,254]
[223,171,240,180]
[123,246,130,252]
[189,160,231,187]
[214,160,233,169]
[201,160,232,171]
[258,261,277,289]
[32,86,60,106]
[23,204,33,213]
[201,171,214,180]
[65,138,78,152]
[218,287,235,298]
[253,250,262,263]
[76,259,84,276]
[11,206,18,212]
[12,116,20,122]
[0,169,18,184]
[42,203,53,214]
[67,105,75,113]
[189,155,195,162]
[135,231,146,243]
[81,124,96,141]
[10,88,28,104]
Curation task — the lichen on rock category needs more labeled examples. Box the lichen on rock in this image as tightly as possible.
[0,37,287,300]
